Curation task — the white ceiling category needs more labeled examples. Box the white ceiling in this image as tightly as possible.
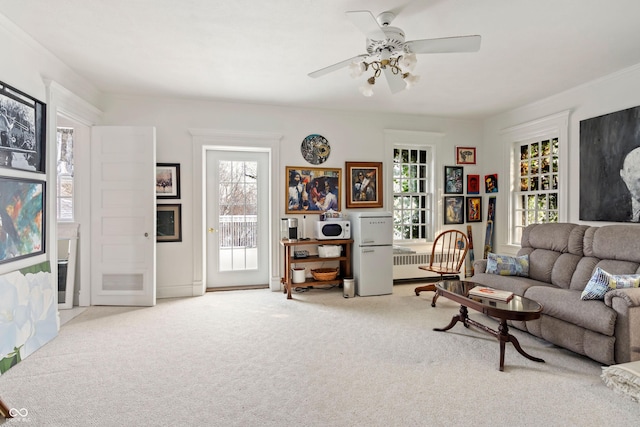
[1,0,640,119]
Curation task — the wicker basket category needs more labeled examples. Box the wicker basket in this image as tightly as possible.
[311,268,338,281]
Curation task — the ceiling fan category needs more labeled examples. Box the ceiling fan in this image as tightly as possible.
[308,10,481,96]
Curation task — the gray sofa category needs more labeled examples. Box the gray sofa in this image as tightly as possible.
[470,222,640,365]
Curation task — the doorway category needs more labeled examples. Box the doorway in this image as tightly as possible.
[206,149,269,289]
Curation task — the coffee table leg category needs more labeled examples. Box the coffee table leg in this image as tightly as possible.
[434,305,469,332]
[498,320,545,371]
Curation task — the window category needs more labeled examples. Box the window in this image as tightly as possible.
[514,137,559,237]
[392,146,433,241]
[57,127,74,221]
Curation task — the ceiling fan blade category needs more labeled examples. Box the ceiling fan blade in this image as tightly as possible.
[383,67,406,94]
[308,54,368,78]
[405,35,481,54]
[345,10,387,40]
[379,50,406,94]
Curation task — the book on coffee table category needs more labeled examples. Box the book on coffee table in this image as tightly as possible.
[468,286,514,302]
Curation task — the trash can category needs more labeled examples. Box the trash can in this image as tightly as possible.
[343,278,355,298]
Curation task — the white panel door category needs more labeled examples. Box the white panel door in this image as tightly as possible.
[91,126,156,306]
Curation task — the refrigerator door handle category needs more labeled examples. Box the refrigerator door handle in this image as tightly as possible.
[362,239,376,244]
[362,248,375,253]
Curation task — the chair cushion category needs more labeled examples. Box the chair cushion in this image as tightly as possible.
[485,253,529,277]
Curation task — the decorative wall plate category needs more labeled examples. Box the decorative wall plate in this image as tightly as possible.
[301,134,330,165]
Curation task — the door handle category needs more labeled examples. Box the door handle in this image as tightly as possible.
[208,228,217,233]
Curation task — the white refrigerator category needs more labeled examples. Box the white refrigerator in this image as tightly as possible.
[351,212,393,296]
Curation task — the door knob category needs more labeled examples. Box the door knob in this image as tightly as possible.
[208,228,217,233]
[144,232,149,237]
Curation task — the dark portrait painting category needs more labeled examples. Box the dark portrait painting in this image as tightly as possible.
[580,106,640,222]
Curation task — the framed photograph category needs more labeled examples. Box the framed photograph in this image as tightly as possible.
[485,174,498,193]
[467,174,480,194]
[157,204,182,242]
[0,80,46,173]
[466,196,482,223]
[0,177,45,264]
[156,163,181,199]
[286,166,341,214]
[456,146,476,165]
[345,161,383,208]
[444,166,464,194]
[444,196,464,225]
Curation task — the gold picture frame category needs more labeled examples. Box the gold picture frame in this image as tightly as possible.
[286,166,341,214]
[345,161,383,208]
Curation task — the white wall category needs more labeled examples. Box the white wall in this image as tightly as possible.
[483,63,640,255]
[100,94,483,297]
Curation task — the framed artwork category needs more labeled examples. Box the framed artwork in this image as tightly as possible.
[580,105,640,222]
[456,146,476,165]
[345,161,383,208]
[157,204,182,242]
[0,177,45,264]
[444,166,464,194]
[485,174,498,193]
[467,174,480,194]
[0,80,46,173]
[156,163,181,199]
[444,196,464,225]
[466,197,482,222]
[286,166,341,214]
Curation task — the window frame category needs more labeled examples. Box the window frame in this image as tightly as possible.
[501,111,569,246]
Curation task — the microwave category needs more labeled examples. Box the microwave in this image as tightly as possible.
[316,220,351,240]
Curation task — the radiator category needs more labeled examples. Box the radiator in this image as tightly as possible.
[393,252,440,280]
[392,252,468,280]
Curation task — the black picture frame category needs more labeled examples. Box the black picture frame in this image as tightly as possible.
[466,196,482,223]
[0,176,46,264]
[157,204,182,242]
[444,166,464,194]
[0,80,46,173]
[444,196,464,225]
[156,163,181,199]
[286,166,341,214]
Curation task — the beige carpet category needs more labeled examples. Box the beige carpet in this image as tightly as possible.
[1,283,639,426]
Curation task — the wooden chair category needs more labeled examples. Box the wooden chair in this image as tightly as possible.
[415,230,469,307]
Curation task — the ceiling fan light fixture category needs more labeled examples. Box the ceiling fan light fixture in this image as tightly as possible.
[403,73,421,89]
[348,60,366,78]
[360,78,375,96]
[398,53,417,72]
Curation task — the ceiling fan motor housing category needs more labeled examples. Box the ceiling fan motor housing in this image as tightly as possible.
[366,26,405,56]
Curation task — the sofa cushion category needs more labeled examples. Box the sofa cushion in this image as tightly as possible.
[486,253,529,276]
[524,286,617,336]
[581,267,612,300]
[468,273,550,297]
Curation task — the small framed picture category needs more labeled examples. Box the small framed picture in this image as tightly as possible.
[466,197,482,223]
[156,163,181,199]
[444,166,464,194]
[456,147,476,165]
[467,174,480,194]
[485,174,498,193]
[0,81,47,173]
[444,196,464,225]
[345,161,383,208]
[157,204,182,242]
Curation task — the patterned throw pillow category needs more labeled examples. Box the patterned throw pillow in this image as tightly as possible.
[485,253,529,277]
[581,267,640,300]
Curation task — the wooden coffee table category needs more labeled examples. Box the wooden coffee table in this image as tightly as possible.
[434,280,545,371]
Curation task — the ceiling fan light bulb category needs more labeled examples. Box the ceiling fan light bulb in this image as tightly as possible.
[348,60,366,78]
[359,84,374,97]
[404,73,420,89]
[399,53,417,72]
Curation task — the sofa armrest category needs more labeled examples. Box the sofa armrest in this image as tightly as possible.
[473,259,487,275]
[604,287,640,307]
[605,288,640,363]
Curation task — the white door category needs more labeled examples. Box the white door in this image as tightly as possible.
[90,126,156,306]
[206,149,269,287]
